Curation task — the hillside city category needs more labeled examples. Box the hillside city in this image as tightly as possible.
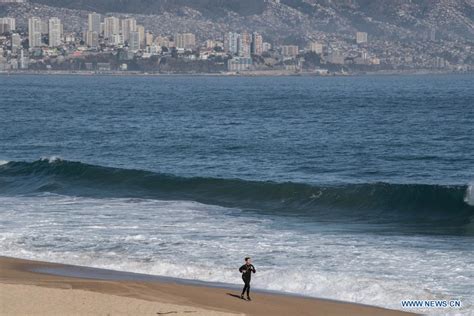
[0,2,473,75]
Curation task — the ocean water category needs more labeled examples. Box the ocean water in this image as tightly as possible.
[0,74,473,314]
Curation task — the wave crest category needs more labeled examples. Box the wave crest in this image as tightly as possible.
[0,159,473,232]
[39,156,64,163]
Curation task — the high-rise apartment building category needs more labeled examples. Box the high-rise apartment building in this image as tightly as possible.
[0,22,8,33]
[239,31,251,57]
[251,32,263,55]
[175,33,196,50]
[28,17,42,48]
[137,25,145,48]
[11,32,21,52]
[129,31,140,52]
[48,17,62,47]
[121,18,137,42]
[224,32,239,55]
[0,17,15,31]
[155,36,172,48]
[88,13,101,34]
[145,31,154,47]
[86,31,99,48]
[41,21,48,34]
[104,17,120,40]
[19,48,28,69]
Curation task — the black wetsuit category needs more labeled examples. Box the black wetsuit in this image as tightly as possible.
[239,264,256,297]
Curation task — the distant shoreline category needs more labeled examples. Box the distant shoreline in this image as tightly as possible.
[1,69,472,77]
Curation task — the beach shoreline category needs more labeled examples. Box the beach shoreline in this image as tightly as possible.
[0,256,417,316]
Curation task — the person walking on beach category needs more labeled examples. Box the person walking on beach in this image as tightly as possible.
[239,257,256,301]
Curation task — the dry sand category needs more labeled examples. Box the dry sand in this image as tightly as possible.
[1,283,239,316]
[0,257,417,316]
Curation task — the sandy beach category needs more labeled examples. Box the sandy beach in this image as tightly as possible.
[0,256,416,316]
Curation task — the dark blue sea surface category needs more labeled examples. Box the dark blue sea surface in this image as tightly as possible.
[1,74,473,233]
[0,74,473,313]
[1,74,473,184]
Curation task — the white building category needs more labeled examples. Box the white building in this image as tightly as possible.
[281,45,299,57]
[111,34,124,46]
[307,42,323,54]
[88,13,101,34]
[129,31,140,52]
[155,36,173,49]
[28,17,42,48]
[145,31,154,47]
[224,32,239,55]
[11,33,21,52]
[227,57,252,71]
[262,42,272,52]
[147,44,161,55]
[19,49,28,69]
[0,22,8,33]
[356,32,368,44]
[64,33,75,43]
[121,18,137,42]
[175,33,196,50]
[251,32,263,55]
[238,31,251,57]
[137,25,145,48]
[48,17,62,47]
[86,31,99,48]
[0,17,15,31]
[104,17,120,40]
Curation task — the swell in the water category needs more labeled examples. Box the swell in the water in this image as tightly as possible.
[0,159,472,233]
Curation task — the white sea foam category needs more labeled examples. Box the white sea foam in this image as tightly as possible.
[0,160,9,165]
[465,183,474,206]
[40,156,62,163]
[0,195,472,315]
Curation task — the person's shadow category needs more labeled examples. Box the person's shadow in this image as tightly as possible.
[226,293,244,300]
